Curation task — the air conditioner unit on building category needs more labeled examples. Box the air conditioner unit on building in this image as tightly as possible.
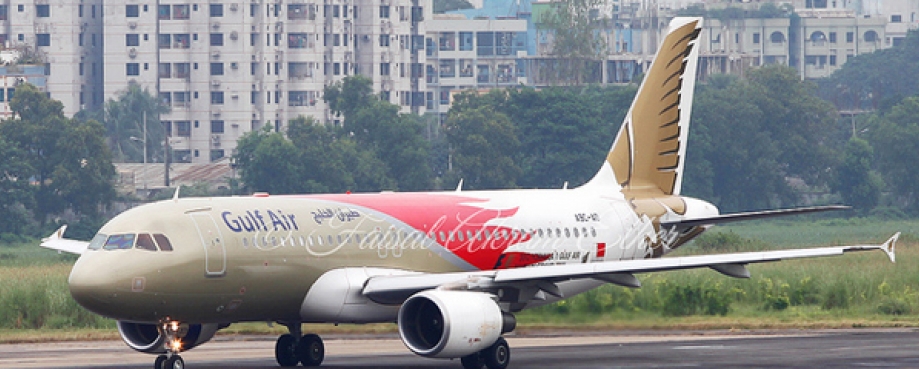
[211,135,221,147]
[230,62,238,69]
[230,31,238,40]
[229,3,238,11]
[128,48,138,58]
[382,79,392,91]
[212,110,222,118]
[211,80,221,88]
[128,21,137,29]
[212,21,221,29]
[212,50,221,58]
[344,51,352,61]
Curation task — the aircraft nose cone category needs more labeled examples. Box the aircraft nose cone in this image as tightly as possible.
[68,258,117,316]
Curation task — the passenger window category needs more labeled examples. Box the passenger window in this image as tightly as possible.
[439,231,446,242]
[564,228,571,238]
[355,234,362,243]
[467,230,474,240]
[556,228,562,237]
[243,237,249,248]
[299,236,305,246]
[582,228,588,237]
[537,229,544,238]
[136,233,157,251]
[327,235,334,245]
[317,236,323,246]
[104,234,136,250]
[88,234,107,250]
[591,228,597,237]
[545,229,552,238]
[457,231,464,241]
[573,228,580,238]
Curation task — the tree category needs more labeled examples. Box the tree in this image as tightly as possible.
[538,0,608,85]
[233,127,305,194]
[831,137,882,214]
[0,136,35,235]
[0,84,116,223]
[103,83,171,163]
[445,92,521,189]
[869,96,919,213]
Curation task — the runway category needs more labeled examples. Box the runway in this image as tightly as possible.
[2,329,919,368]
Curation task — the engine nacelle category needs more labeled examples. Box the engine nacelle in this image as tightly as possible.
[398,290,514,358]
[117,321,220,354]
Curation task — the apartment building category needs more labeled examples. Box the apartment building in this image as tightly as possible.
[0,0,103,116]
[103,0,429,163]
[424,14,527,117]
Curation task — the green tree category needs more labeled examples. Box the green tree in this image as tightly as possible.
[0,136,35,235]
[869,96,919,212]
[233,127,304,194]
[831,137,882,214]
[538,0,608,85]
[103,83,171,163]
[0,84,116,222]
[445,92,521,189]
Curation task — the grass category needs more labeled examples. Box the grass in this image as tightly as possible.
[0,217,916,343]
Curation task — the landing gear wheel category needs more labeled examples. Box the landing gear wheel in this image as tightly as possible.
[461,351,485,369]
[297,333,325,366]
[162,355,185,369]
[275,333,299,367]
[483,337,510,369]
[154,355,167,369]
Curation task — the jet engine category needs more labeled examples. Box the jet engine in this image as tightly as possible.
[398,290,516,358]
[117,321,220,353]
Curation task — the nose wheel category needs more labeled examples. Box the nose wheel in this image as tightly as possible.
[154,320,187,369]
[275,322,325,367]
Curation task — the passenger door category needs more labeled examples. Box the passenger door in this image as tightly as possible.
[189,212,227,277]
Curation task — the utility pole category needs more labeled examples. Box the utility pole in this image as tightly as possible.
[142,111,147,190]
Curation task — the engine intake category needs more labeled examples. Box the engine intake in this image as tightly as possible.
[398,290,514,358]
[117,321,220,354]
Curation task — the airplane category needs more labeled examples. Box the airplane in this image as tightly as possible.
[41,17,898,369]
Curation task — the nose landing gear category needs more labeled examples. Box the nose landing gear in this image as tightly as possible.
[154,320,187,369]
[275,322,325,367]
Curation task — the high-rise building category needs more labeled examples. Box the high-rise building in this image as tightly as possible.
[1,0,104,116]
[103,0,429,163]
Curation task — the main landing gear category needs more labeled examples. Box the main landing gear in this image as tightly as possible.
[460,337,510,369]
[275,322,325,367]
[154,321,187,369]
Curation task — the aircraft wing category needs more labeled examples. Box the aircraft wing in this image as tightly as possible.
[362,233,898,305]
[40,225,89,255]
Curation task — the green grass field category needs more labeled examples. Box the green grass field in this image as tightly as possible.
[0,218,916,342]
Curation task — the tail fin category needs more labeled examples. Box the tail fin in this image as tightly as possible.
[583,17,702,200]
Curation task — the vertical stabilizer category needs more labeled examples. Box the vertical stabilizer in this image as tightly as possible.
[583,17,702,200]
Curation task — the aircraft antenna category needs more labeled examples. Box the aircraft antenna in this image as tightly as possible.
[172,186,181,202]
[455,179,464,192]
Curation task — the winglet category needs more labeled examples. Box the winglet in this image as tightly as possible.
[40,225,89,255]
[43,225,68,242]
[882,232,899,263]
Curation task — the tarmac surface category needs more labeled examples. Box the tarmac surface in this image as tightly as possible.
[2,329,919,368]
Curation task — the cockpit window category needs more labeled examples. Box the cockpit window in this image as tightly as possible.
[153,234,174,251]
[104,234,136,250]
[88,234,107,251]
[136,233,158,251]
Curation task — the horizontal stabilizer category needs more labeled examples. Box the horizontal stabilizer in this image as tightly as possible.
[661,205,850,229]
[40,225,89,255]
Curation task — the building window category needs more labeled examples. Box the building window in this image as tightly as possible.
[175,63,190,78]
[770,31,785,43]
[891,14,902,23]
[176,121,191,137]
[126,34,140,46]
[379,35,390,47]
[173,4,190,19]
[753,33,760,44]
[36,34,50,47]
[126,4,139,17]
[380,62,390,76]
[211,91,224,104]
[211,120,224,133]
[36,4,50,17]
[379,5,389,18]
[865,30,878,42]
[210,4,223,17]
[210,62,224,75]
[210,33,223,46]
[126,63,140,76]
[174,34,190,48]
[210,150,225,161]
[158,5,170,19]
[829,32,837,43]
[159,63,171,78]
[846,32,854,43]
[333,63,340,75]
